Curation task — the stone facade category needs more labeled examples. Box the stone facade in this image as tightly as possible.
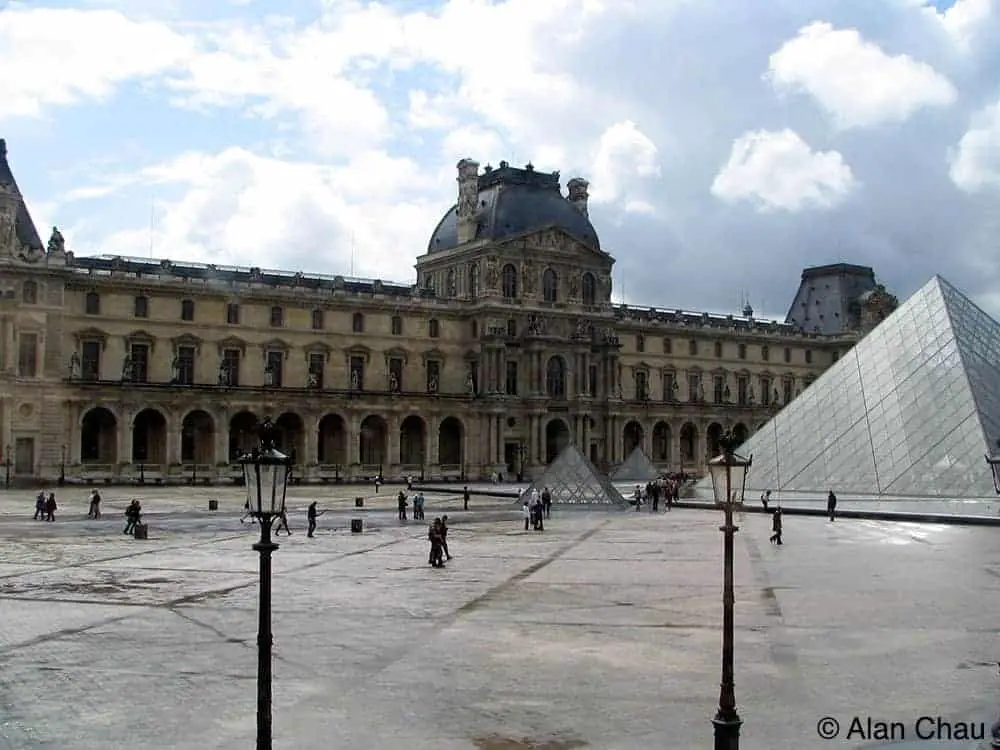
[0,145,883,485]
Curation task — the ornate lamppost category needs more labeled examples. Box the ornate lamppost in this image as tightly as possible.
[238,418,292,750]
[706,430,753,750]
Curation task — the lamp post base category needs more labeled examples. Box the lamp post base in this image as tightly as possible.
[712,716,742,750]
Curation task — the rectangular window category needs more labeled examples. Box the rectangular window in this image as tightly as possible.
[391,316,403,336]
[308,352,324,388]
[134,296,148,318]
[738,343,746,359]
[635,370,648,400]
[223,348,241,387]
[430,319,441,338]
[688,372,700,402]
[737,375,749,405]
[17,333,38,377]
[81,341,101,381]
[663,371,675,401]
[181,299,195,321]
[588,364,598,397]
[805,349,813,364]
[713,374,725,404]
[714,341,723,358]
[784,347,792,363]
[761,376,772,406]
[389,357,404,391]
[832,350,839,363]
[226,303,240,325]
[663,337,672,354]
[783,377,794,405]
[85,292,100,315]
[688,339,698,356]
[265,351,283,387]
[311,309,324,330]
[270,306,283,327]
[506,360,518,395]
[426,360,440,393]
[130,343,149,383]
[350,355,365,390]
[177,345,195,385]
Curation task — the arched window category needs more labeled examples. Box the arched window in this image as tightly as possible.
[469,263,480,298]
[501,264,518,299]
[22,280,37,304]
[546,356,566,399]
[542,268,558,302]
[581,272,596,305]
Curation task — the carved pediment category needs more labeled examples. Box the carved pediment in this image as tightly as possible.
[687,365,703,374]
[124,329,156,352]
[172,333,202,353]
[463,349,479,361]
[217,336,247,355]
[384,346,409,364]
[422,348,445,362]
[261,338,291,352]
[736,368,752,378]
[346,344,371,363]
[711,367,728,377]
[660,365,676,375]
[74,327,108,347]
[634,360,652,372]
[304,341,331,362]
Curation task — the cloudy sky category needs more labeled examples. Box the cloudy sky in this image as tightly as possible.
[2,0,999,320]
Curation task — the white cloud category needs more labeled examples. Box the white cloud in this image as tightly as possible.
[950,101,1000,192]
[590,120,660,205]
[767,21,957,129]
[65,147,445,281]
[928,0,993,50]
[0,7,194,119]
[711,129,856,212]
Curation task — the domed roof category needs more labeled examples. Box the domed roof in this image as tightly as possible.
[427,162,600,253]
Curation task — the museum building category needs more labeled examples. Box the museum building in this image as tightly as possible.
[0,139,898,484]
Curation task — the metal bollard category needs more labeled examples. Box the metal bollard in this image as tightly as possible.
[350,519,363,533]
[355,497,364,508]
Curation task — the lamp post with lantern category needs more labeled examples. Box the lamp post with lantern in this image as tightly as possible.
[238,417,292,750]
[706,430,753,750]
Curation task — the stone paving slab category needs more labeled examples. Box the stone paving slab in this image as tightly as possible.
[0,484,999,749]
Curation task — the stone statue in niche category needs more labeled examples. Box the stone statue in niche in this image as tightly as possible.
[484,257,499,289]
[47,226,65,255]
[521,260,536,295]
[446,268,456,296]
[526,315,541,335]
[170,356,181,383]
[598,272,611,300]
[351,368,361,391]
[569,272,580,299]
[263,365,274,387]
[428,373,439,394]
[465,368,475,395]
[724,385,731,402]
[121,355,134,382]
[68,351,81,380]
[389,371,400,393]
[468,262,480,297]
[698,383,706,402]
[218,361,229,386]
[573,319,589,339]
[748,387,755,405]
[773,388,780,405]
[307,372,319,388]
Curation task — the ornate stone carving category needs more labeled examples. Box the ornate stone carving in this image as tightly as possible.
[68,352,81,380]
[351,368,361,391]
[568,271,580,299]
[446,267,456,296]
[170,356,181,383]
[465,366,476,395]
[0,203,15,252]
[598,272,612,301]
[389,371,400,393]
[522,260,536,295]
[121,355,134,382]
[428,373,439,394]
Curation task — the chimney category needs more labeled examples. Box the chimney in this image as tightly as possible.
[456,158,480,244]
[567,177,589,217]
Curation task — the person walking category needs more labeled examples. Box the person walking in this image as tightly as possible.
[33,491,45,520]
[760,490,771,511]
[45,492,57,522]
[439,515,452,560]
[275,508,292,535]
[827,490,837,521]
[397,490,408,521]
[463,485,470,511]
[769,507,783,545]
[428,518,445,568]
[306,501,325,538]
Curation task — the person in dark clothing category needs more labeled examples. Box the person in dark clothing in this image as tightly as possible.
[439,515,452,560]
[827,490,837,521]
[428,519,445,567]
[34,491,45,520]
[769,507,783,545]
[397,491,408,521]
[760,490,771,511]
[123,500,141,535]
[306,501,324,538]
[541,487,552,518]
[45,492,57,522]
[650,482,659,512]
[88,489,102,518]
[463,485,470,511]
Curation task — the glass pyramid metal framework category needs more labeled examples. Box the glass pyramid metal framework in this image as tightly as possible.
[610,446,660,483]
[739,276,1000,498]
[523,444,628,505]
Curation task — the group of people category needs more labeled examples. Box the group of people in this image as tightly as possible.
[427,515,451,567]
[630,477,682,512]
[522,487,551,531]
[33,490,57,521]
[397,490,426,520]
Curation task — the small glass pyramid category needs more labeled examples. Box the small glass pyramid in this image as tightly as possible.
[523,444,628,505]
[610,446,660,483]
[739,276,1000,498]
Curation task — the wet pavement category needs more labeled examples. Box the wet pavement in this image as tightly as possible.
[1,484,999,749]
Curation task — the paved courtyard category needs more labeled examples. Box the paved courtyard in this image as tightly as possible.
[1,484,999,749]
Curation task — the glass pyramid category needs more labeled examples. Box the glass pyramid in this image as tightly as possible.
[739,276,1000,498]
[610,446,660,483]
[523,444,628,505]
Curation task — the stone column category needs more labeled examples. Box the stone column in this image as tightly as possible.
[495,414,503,464]
[388,414,401,468]
[215,408,229,465]
[428,416,440,466]
[349,414,361,465]
[305,415,319,465]
[119,417,132,467]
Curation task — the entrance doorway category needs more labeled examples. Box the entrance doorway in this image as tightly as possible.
[504,442,521,481]
[14,438,34,475]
